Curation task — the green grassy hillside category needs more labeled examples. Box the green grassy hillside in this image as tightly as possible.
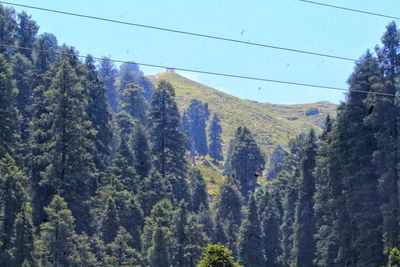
[149,72,337,160]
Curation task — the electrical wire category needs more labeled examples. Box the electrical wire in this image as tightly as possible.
[0,43,395,97]
[0,1,358,62]
[300,0,400,20]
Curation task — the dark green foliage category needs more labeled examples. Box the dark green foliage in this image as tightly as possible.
[34,195,77,267]
[259,189,282,267]
[106,227,141,266]
[149,80,189,202]
[16,11,38,60]
[137,169,173,217]
[12,53,34,151]
[197,244,242,267]
[148,226,170,267]
[173,201,189,267]
[0,6,17,54]
[237,195,266,267]
[110,136,138,192]
[101,197,119,244]
[129,122,151,179]
[184,99,210,156]
[0,155,30,266]
[370,22,400,255]
[98,57,118,112]
[184,213,210,267]
[190,168,209,212]
[119,83,148,125]
[215,178,242,253]
[34,60,97,233]
[226,127,265,198]
[85,55,112,176]
[0,53,18,158]
[209,114,224,161]
[292,129,317,267]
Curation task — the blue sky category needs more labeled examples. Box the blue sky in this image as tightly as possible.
[8,0,400,104]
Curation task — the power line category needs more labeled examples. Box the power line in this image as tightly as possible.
[0,1,358,62]
[0,43,395,97]
[300,0,400,20]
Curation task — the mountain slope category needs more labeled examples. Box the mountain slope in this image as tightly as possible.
[149,72,336,159]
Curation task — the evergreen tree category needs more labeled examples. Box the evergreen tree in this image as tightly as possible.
[119,83,148,125]
[85,55,112,177]
[237,195,266,267]
[0,53,18,158]
[260,189,282,267]
[292,129,317,267]
[98,57,118,112]
[107,227,141,266]
[340,52,384,266]
[208,114,224,161]
[226,127,265,198]
[137,169,173,217]
[129,122,151,179]
[149,80,189,202]
[101,197,119,244]
[34,195,78,267]
[184,99,210,156]
[31,60,97,233]
[0,5,17,55]
[197,244,242,267]
[184,213,210,267]
[215,178,242,253]
[0,155,30,266]
[190,168,209,212]
[16,11,38,60]
[148,226,170,267]
[71,233,98,267]
[7,203,34,267]
[110,136,138,193]
[173,201,189,267]
[370,22,400,255]
[12,53,34,151]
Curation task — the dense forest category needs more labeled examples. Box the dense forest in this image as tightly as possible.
[1,4,400,267]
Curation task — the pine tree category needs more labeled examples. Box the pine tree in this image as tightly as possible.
[71,233,98,267]
[314,115,340,267]
[0,155,30,266]
[370,22,400,255]
[137,169,173,217]
[0,5,17,55]
[110,136,138,193]
[0,53,18,158]
[7,203,34,267]
[190,168,209,212]
[16,11,38,60]
[34,195,78,267]
[149,80,189,202]
[237,195,266,267]
[208,114,223,161]
[173,201,189,267]
[339,52,384,266]
[215,178,242,253]
[148,226,170,267]
[387,247,400,267]
[85,55,112,177]
[119,83,148,125]
[107,227,141,266]
[129,122,151,179]
[31,60,97,233]
[184,100,210,156]
[98,57,118,112]
[184,213,210,267]
[101,197,119,244]
[259,189,282,267]
[292,129,317,267]
[11,53,34,151]
[226,127,265,198]
[198,244,242,267]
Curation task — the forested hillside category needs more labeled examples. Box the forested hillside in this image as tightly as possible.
[1,4,400,267]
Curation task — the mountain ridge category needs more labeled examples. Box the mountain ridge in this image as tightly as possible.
[148,72,337,159]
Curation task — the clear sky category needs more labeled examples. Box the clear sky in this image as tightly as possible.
[8,0,400,104]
